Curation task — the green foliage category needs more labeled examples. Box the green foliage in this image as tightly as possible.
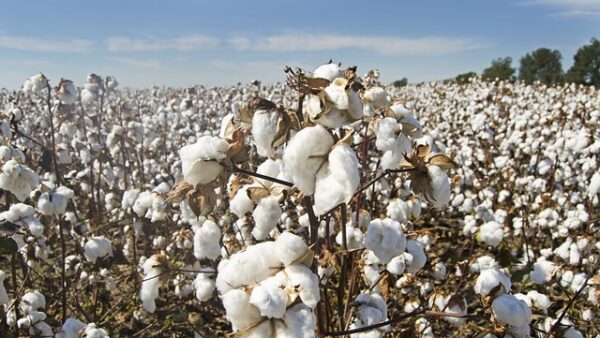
[482,57,516,82]
[566,38,600,87]
[519,48,563,85]
[393,77,408,88]
[455,71,478,85]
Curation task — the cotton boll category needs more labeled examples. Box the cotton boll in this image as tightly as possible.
[374,118,400,151]
[249,283,287,319]
[526,290,551,310]
[192,270,215,302]
[386,198,408,223]
[252,196,282,240]
[178,136,228,186]
[275,232,309,267]
[274,303,317,338]
[431,262,447,280]
[386,255,406,275]
[492,294,532,327]
[563,328,584,338]
[0,160,40,201]
[252,108,280,157]
[427,165,451,207]
[20,290,45,313]
[351,293,389,336]
[282,125,334,195]
[530,259,556,284]
[313,144,360,215]
[193,220,222,260]
[478,221,504,247]
[284,264,320,309]
[405,240,426,274]
[336,225,365,250]
[83,236,113,263]
[140,253,168,313]
[83,323,109,338]
[55,317,87,338]
[221,289,263,332]
[588,172,600,197]
[474,268,511,296]
[365,218,406,264]
[229,185,254,218]
[313,63,343,81]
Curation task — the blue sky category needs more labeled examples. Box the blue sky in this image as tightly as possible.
[1,0,599,88]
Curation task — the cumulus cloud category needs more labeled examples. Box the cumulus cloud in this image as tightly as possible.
[228,33,485,55]
[0,35,93,52]
[106,35,219,52]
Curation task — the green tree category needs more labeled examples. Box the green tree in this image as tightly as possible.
[455,71,478,84]
[566,38,600,87]
[482,57,515,82]
[519,48,563,85]
[393,78,408,88]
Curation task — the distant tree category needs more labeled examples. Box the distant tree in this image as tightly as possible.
[393,78,408,88]
[519,48,563,85]
[455,71,478,85]
[482,57,515,82]
[566,38,600,87]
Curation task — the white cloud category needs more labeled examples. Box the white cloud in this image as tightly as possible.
[111,57,161,70]
[228,33,485,55]
[106,35,219,52]
[0,35,93,52]
[523,0,600,16]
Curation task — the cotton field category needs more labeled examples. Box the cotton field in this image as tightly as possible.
[0,63,598,338]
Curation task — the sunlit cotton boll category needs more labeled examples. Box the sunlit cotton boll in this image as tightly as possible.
[37,186,74,216]
[56,79,77,104]
[427,165,452,207]
[491,294,532,327]
[178,135,228,186]
[55,317,87,338]
[20,290,46,314]
[83,236,113,263]
[312,63,343,81]
[192,269,215,302]
[140,253,168,313]
[274,232,309,266]
[530,259,556,284]
[251,196,282,240]
[0,160,40,201]
[23,73,48,95]
[474,268,511,296]
[193,219,222,260]
[405,240,427,274]
[478,221,504,247]
[365,218,407,264]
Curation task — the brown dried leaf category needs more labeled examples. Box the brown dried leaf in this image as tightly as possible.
[167,180,194,204]
[271,112,290,148]
[246,187,270,203]
[379,273,389,301]
[226,128,245,158]
[304,77,330,92]
[269,186,288,203]
[337,129,354,146]
[416,144,430,159]
[427,154,457,170]
[188,187,216,217]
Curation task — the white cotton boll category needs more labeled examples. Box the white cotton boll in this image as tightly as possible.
[588,172,600,197]
[554,238,572,261]
[221,289,263,332]
[405,240,426,274]
[252,108,280,157]
[374,118,400,151]
[282,125,334,195]
[427,165,451,207]
[530,259,556,284]
[193,220,222,260]
[179,136,228,185]
[121,189,140,210]
[229,185,254,218]
[570,272,587,292]
[313,63,343,81]
[192,271,215,302]
[353,292,388,333]
[386,198,408,223]
[24,73,48,94]
[474,268,511,296]
[563,328,584,338]
[56,79,77,104]
[83,236,113,263]
[526,290,551,310]
[0,271,8,305]
[313,144,360,215]
[274,303,317,338]
[256,159,283,188]
[365,218,406,264]
[216,242,282,294]
[275,232,309,267]
[492,294,532,327]
[0,160,39,201]
[56,317,87,338]
[252,196,282,240]
[478,221,504,247]
[83,323,109,338]
[431,262,447,280]
[140,254,167,313]
[569,243,581,266]
[17,311,46,329]
[336,225,365,250]
[132,191,153,218]
[285,264,320,309]
[20,290,45,313]
[249,283,287,319]
[386,255,406,275]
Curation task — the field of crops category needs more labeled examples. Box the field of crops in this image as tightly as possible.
[0,63,598,337]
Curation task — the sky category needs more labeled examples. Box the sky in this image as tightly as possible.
[1,0,599,89]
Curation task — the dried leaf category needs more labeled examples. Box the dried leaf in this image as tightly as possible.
[167,180,194,204]
[337,129,354,146]
[269,186,288,203]
[304,77,330,92]
[188,188,216,217]
[379,273,389,300]
[416,144,430,159]
[427,154,457,170]
[271,112,290,148]
[246,187,270,203]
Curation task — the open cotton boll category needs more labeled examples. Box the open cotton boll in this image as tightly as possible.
[0,271,8,306]
[249,283,287,319]
[492,294,532,327]
[140,254,167,313]
[252,196,282,240]
[284,264,320,309]
[192,270,215,302]
[336,225,365,250]
[274,303,317,338]
[474,268,511,296]
[193,220,222,260]
[478,221,504,247]
[365,218,406,264]
[252,108,280,157]
[37,186,74,216]
[427,165,451,207]
[313,144,360,215]
[405,240,427,274]
[83,236,113,263]
[221,289,263,332]
[386,255,406,275]
[282,125,334,195]
[256,159,283,188]
[83,323,109,338]
[229,185,254,218]
[275,232,309,266]
[374,118,400,151]
[20,290,45,313]
[216,241,282,294]
[313,63,343,81]
[362,87,389,116]
[55,317,87,338]
[17,311,47,328]
[386,198,409,223]
[350,293,389,337]
[588,171,600,197]
[179,136,228,186]
[526,290,552,310]
[0,160,40,201]
[530,259,556,284]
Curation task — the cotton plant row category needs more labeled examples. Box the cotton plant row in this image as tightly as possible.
[0,62,597,337]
